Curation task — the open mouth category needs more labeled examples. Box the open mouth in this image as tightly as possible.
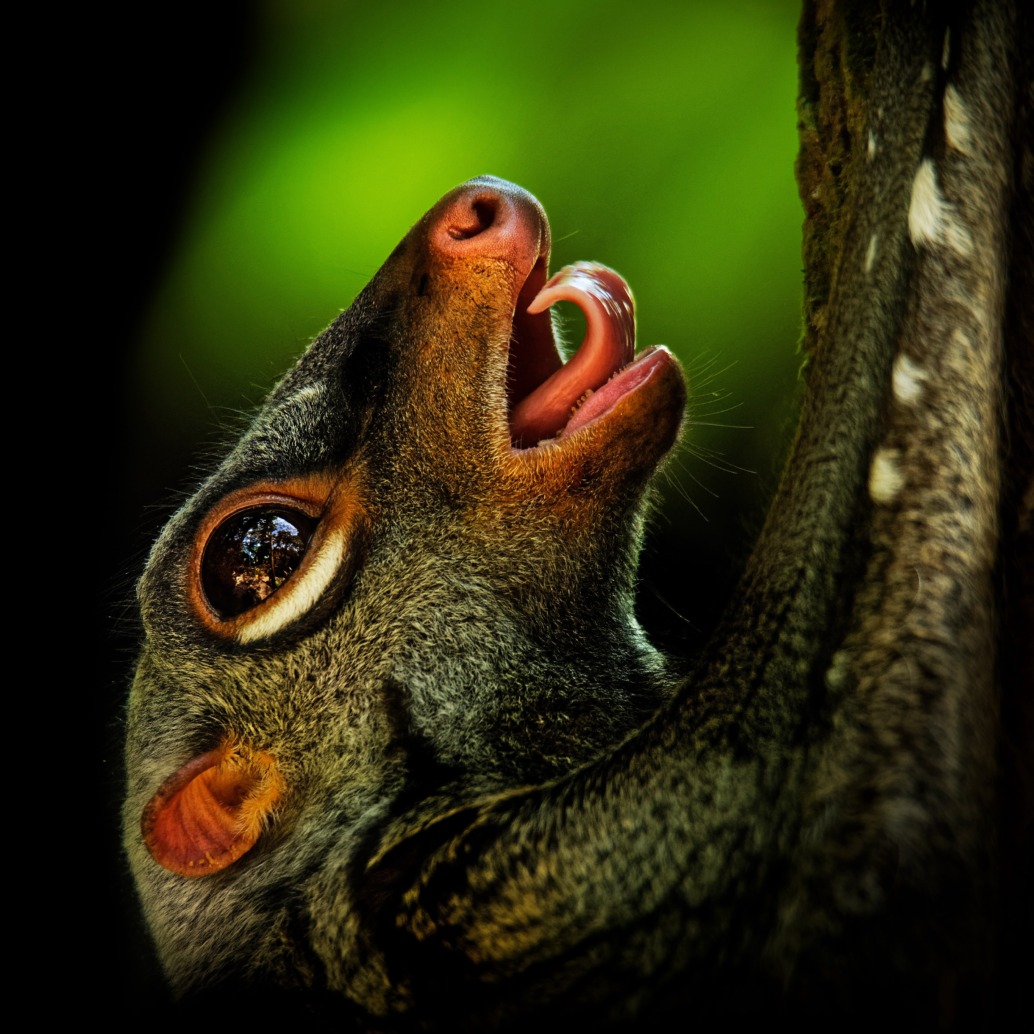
[506,260,670,449]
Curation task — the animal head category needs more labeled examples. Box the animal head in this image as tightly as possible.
[124,176,686,993]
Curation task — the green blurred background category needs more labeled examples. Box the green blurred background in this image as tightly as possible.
[107,0,804,1000]
[123,0,803,653]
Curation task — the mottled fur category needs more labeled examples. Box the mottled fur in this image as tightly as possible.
[125,1,1029,1027]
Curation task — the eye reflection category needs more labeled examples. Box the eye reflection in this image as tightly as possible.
[201,508,317,618]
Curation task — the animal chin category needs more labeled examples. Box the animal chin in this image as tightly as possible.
[506,260,660,449]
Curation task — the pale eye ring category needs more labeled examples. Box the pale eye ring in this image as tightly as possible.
[200,507,318,618]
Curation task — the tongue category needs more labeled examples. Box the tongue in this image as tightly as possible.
[509,262,635,446]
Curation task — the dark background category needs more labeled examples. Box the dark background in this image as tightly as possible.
[93,0,803,1006]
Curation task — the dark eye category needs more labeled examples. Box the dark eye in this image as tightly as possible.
[201,507,318,618]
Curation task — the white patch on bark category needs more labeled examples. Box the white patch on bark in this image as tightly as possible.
[865,233,878,274]
[944,84,973,155]
[908,159,973,256]
[869,448,904,505]
[892,354,926,405]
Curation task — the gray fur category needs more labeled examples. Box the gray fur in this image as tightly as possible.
[125,1,1030,1027]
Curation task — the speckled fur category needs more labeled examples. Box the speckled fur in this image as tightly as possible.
[124,179,683,999]
[125,2,1029,1027]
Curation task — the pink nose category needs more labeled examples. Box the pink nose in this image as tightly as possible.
[427,176,551,269]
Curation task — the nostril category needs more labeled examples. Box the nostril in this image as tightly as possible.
[471,198,498,233]
[448,195,499,240]
[429,177,549,268]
